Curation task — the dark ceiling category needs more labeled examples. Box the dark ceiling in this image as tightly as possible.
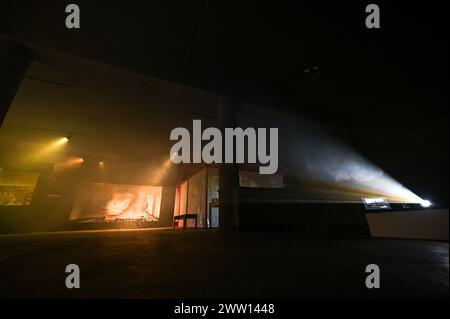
[1,1,447,115]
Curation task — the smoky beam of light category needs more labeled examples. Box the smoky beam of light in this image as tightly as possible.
[291,124,427,205]
[29,136,70,162]
[53,156,84,171]
[151,156,174,185]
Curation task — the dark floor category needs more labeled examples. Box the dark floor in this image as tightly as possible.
[0,228,448,298]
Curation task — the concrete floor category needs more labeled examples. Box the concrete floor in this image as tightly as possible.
[0,228,447,298]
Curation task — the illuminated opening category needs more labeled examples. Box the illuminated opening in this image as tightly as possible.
[70,183,162,222]
[173,168,219,228]
[0,169,39,206]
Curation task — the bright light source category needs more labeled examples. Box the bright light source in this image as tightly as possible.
[32,136,71,161]
[54,136,70,146]
[420,200,432,208]
[53,156,85,171]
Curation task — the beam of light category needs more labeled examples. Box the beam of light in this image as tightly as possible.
[69,157,84,165]
[290,122,427,205]
[48,136,69,148]
[60,136,70,144]
[54,156,84,171]
[151,156,174,185]
[30,136,70,162]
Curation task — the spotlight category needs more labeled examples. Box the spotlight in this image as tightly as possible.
[53,136,70,147]
[420,200,432,208]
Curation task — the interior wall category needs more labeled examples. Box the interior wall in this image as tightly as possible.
[0,164,69,234]
[173,180,188,227]
[187,168,207,227]
[238,188,370,234]
[366,209,449,240]
[239,170,283,188]
[159,186,176,227]
[207,168,219,228]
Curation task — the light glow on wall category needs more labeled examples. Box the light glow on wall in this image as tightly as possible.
[31,136,70,162]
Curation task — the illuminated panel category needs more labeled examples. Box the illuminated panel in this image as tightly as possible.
[0,169,39,206]
[70,183,162,221]
[362,197,391,211]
